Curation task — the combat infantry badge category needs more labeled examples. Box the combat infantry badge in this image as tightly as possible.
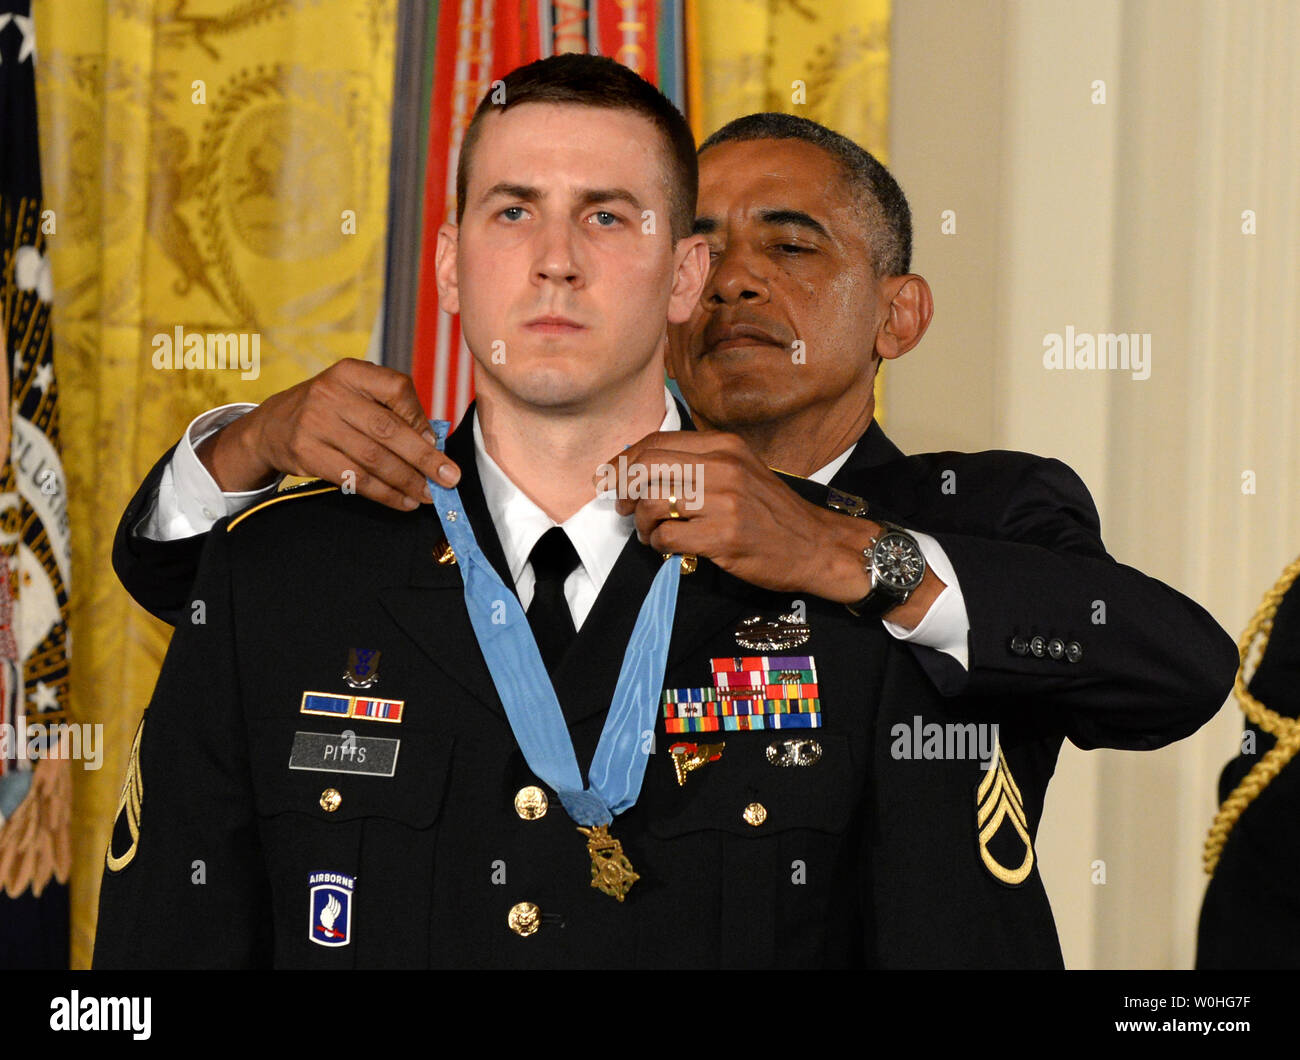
[734,613,811,651]
[343,648,381,689]
[577,825,639,901]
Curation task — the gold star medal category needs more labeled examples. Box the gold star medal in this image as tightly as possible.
[577,825,640,901]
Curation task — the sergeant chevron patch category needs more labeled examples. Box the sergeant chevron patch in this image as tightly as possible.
[975,746,1035,886]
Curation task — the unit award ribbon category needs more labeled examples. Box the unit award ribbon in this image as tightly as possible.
[427,420,681,901]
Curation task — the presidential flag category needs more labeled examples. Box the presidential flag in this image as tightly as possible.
[0,0,72,968]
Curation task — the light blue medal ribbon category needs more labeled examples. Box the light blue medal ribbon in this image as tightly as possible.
[426,419,681,827]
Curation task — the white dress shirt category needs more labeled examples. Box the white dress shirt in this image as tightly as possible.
[142,395,969,665]
[141,404,280,541]
[475,389,680,628]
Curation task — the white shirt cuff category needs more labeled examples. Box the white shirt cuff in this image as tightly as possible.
[881,531,970,670]
[139,403,282,541]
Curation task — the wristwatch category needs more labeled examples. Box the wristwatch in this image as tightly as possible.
[845,522,927,618]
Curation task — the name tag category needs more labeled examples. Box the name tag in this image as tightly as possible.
[288,731,400,777]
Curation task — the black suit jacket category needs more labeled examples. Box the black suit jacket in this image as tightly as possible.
[97,412,1236,967]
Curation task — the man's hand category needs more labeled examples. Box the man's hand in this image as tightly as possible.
[195,359,460,510]
[607,431,944,628]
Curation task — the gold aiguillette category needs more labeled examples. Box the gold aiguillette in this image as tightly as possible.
[577,824,640,901]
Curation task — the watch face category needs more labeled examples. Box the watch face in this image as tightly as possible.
[874,533,925,591]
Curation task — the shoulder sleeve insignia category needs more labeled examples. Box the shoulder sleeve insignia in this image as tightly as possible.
[975,744,1035,886]
[106,716,145,872]
[227,481,338,532]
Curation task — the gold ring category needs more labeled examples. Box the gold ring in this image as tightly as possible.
[668,494,681,519]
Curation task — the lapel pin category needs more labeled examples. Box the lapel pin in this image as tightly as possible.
[825,488,868,517]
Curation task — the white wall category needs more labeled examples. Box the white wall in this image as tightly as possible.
[891,0,1300,968]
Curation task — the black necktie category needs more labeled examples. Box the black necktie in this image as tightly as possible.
[526,527,580,673]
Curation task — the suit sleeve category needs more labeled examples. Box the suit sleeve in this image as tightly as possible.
[909,456,1238,751]
[94,519,271,968]
[112,445,209,627]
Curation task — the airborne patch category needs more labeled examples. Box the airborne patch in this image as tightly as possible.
[309,871,355,947]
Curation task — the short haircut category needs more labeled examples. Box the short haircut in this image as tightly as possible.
[699,113,911,276]
[456,54,697,242]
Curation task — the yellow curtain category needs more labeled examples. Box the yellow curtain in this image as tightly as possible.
[32,0,396,967]
[688,0,890,153]
[687,0,891,417]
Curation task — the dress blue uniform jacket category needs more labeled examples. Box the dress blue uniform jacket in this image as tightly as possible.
[93,410,1237,968]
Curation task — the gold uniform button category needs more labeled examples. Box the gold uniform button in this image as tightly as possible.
[320,788,342,813]
[514,785,548,820]
[508,901,541,937]
[743,802,767,827]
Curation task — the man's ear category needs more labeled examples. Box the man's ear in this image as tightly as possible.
[434,222,460,314]
[667,235,709,325]
[875,274,934,361]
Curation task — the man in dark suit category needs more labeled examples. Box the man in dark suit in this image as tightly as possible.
[97,78,1236,967]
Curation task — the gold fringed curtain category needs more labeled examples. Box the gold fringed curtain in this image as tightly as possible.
[32,0,396,968]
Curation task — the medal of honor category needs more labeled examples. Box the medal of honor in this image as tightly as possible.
[577,824,640,901]
[428,419,680,904]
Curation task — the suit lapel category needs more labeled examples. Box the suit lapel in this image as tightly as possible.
[826,421,919,521]
[377,410,507,717]
[666,559,763,670]
[441,407,515,587]
[839,419,906,471]
[687,408,919,523]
